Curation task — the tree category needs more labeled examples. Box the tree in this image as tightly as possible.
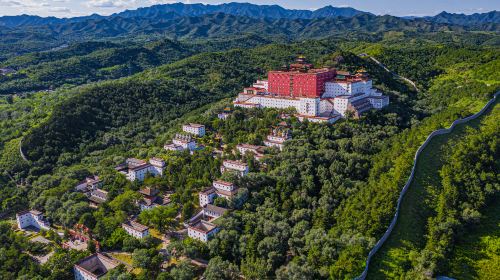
[181,202,195,222]
[87,240,97,254]
[100,265,133,280]
[42,248,87,280]
[169,260,196,280]
[132,249,162,278]
[109,191,140,214]
[203,256,240,280]
[138,205,178,233]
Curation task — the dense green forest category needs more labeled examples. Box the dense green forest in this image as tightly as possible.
[0,7,498,278]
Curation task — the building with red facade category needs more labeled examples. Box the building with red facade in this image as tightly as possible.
[268,68,336,98]
[234,57,389,123]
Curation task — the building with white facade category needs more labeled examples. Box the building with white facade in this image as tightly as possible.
[253,79,269,90]
[137,187,171,211]
[16,210,50,231]
[233,59,389,123]
[74,253,119,280]
[236,144,265,160]
[220,160,249,176]
[264,127,291,151]
[182,123,206,137]
[187,220,220,242]
[87,189,108,207]
[115,158,165,182]
[218,107,232,120]
[122,220,149,239]
[199,180,238,207]
[164,134,198,152]
[199,187,217,208]
[202,204,228,219]
[75,175,103,192]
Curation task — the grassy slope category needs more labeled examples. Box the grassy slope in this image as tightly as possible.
[368,98,499,279]
[446,195,500,279]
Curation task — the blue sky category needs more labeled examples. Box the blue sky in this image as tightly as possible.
[0,0,498,17]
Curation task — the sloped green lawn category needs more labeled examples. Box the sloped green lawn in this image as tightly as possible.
[368,99,498,279]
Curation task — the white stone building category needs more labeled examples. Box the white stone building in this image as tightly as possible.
[202,204,228,219]
[217,108,232,120]
[122,220,150,239]
[115,158,165,182]
[74,253,119,280]
[220,160,249,176]
[187,220,220,243]
[164,134,197,152]
[264,127,291,151]
[236,144,265,160]
[182,123,206,137]
[16,210,50,231]
[199,180,238,207]
[75,175,102,192]
[87,189,108,207]
[199,187,217,207]
[253,80,269,91]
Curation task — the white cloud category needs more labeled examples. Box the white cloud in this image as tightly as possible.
[147,0,177,4]
[86,0,138,8]
[0,0,24,7]
[49,6,71,12]
[51,0,68,2]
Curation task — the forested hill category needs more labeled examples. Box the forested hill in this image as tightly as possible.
[0,13,478,43]
[112,3,369,20]
[19,41,346,175]
[0,4,498,61]
[427,11,500,26]
[1,13,496,61]
[0,34,279,94]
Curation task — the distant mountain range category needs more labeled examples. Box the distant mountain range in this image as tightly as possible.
[2,13,493,43]
[425,11,500,26]
[114,2,370,20]
[0,2,498,59]
[0,2,498,29]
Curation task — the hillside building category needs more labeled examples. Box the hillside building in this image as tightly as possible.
[202,204,228,219]
[182,123,206,137]
[137,187,171,211]
[233,57,389,123]
[164,134,198,152]
[115,158,165,181]
[75,175,102,192]
[220,159,249,176]
[187,220,220,242]
[187,198,229,243]
[74,253,119,280]
[122,220,149,239]
[253,79,269,90]
[264,127,291,151]
[87,189,108,207]
[217,107,233,120]
[16,210,50,231]
[236,144,265,160]
[199,180,238,207]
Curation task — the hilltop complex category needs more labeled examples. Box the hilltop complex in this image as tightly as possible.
[234,56,389,123]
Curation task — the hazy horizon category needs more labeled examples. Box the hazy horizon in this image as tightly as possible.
[0,0,498,18]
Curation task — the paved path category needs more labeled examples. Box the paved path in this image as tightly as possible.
[363,55,419,92]
[19,137,29,162]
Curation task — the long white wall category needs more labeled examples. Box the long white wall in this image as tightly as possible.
[355,91,499,280]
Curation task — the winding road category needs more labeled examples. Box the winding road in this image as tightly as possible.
[362,54,419,92]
